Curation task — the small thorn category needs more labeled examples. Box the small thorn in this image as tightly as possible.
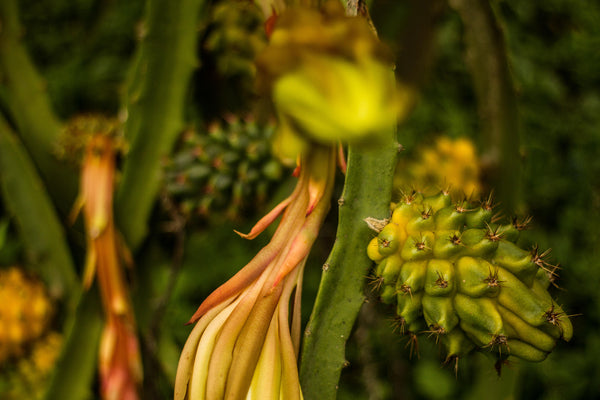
[404,332,420,359]
[435,271,449,289]
[422,324,446,344]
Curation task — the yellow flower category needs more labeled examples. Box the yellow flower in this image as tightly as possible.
[273,56,399,150]
[395,136,481,197]
[255,1,409,162]
[0,267,53,363]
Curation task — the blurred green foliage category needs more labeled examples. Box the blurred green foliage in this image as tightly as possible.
[1,0,599,399]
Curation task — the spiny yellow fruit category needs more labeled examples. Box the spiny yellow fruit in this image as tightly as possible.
[0,267,54,363]
[367,191,571,367]
[395,136,481,198]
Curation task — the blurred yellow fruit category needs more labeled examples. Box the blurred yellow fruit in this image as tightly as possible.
[395,136,481,198]
[0,267,53,363]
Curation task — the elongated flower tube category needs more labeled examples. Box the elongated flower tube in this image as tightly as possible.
[70,117,142,400]
[175,145,336,400]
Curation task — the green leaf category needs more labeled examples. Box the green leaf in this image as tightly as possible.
[44,289,103,400]
[0,113,78,303]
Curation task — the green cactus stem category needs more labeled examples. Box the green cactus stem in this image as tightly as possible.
[0,113,78,305]
[0,0,77,212]
[115,0,208,250]
[43,290,103,400]
[299,131,398,400]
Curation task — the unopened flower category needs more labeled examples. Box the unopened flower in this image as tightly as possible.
[255,1,408,161]
[175,145,336,400]
[70,117,142,400]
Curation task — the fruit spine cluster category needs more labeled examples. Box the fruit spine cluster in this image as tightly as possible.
[163,115,285,221]
[367,191,572,364]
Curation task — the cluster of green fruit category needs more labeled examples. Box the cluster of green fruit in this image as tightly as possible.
[203,0,266,81]
[163,115,286,222]
[367,191,572,364]
[198,0,267,113]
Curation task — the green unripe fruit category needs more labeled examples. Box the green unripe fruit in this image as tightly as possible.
[443,329,475,358]
[464,206,493,229]
[454,294,504,338]
[401,233,434,261]
[367,190,573,365]
[505,339,548,362]
[406,211,436,232]
[377,224,401,256]
[456,257,501,298]
[391,203,420,226]
[380,284,397,305]
[459,321,500,348]
[495,241,537,286]
[424,259,455,297]
[497,305,556,352]
[381,255,403,286]
[530,280,573,341]
[432,231,463,259]
[396,292,423,327]
[367,237,385,262]
[496,268,550,327]
[422,295,459,332]
[397,260,428,295]
[422,191,452,213]
[460,229,499,257]
[163,117,286,223]
[434,206,466,230]
[497,223,520,243]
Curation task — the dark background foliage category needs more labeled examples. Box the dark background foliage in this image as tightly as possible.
[1,0,599,399]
